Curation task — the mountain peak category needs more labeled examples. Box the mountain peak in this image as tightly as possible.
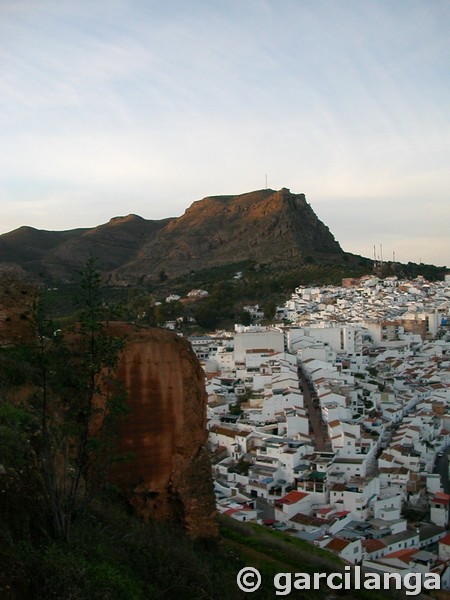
[0,189,344,283]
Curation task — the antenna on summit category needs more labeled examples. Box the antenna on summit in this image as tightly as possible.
[265,174,268,189]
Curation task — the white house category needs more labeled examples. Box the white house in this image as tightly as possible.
[430,492,450,528]
[274,490,312,522]
[322,537,363,564]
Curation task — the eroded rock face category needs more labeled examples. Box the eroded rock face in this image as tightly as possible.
[0,280,217,538]
[110,324,217,538]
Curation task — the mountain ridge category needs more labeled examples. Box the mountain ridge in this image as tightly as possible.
[0,188,349,284]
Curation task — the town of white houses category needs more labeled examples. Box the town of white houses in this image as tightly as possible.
[185,274,450,583]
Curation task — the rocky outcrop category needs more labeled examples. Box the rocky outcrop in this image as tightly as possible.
[111,188,342,282]
[110,324,217,539]
[0,280,217,537]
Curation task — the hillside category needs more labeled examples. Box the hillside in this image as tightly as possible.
[1,504,392,599]
[0,189,346,285]
[0,215,172,282]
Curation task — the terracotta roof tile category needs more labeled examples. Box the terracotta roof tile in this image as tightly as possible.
[325,538,351,552]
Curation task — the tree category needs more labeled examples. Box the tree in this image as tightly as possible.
[263,300,276,320]
[33,258,127,541]
[237,309,252,326]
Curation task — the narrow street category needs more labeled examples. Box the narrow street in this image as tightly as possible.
[255,496,275,521]
[298,367,330,452]
[433,451,450,494]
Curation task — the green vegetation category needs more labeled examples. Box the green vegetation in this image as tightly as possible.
[41,258,376,330]
[220,516,343,568]
[40,255,447,333]
[0,499,392,599]
[390,261,447,282]
[1,496,241,599]
[0,260,128,536]
[32,259,128,541]
[219,517,390,600]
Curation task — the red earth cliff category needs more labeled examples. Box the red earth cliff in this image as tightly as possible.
[0,278,217,539]
[109,324,218,539]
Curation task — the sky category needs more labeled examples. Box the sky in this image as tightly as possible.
[1,0,449,266]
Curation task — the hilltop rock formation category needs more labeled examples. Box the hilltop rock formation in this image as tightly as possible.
[113,187,342,282]
[110,324,217,538]
[0,188,345,284]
